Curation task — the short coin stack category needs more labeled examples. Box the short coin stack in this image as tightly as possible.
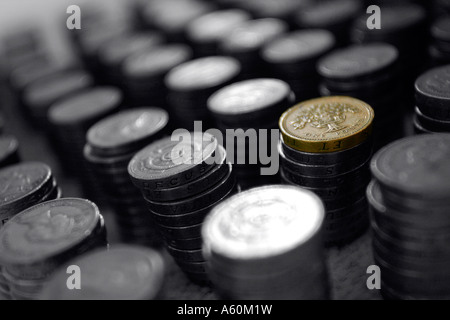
[48,87,123,199]
[0,162,61,229]
[202,185,330,300]
[84,108,169,246]
[413,65,450,134]
[429,17,450,66]
[0,135,20,168]
[0,198,107,300]
[318,43,403,149]
[128,133,236,285]
[165,56,241,130]
[279,96,374,246]
[368,134,450,300]
[261,30,336,101]
[208,78,295,190]
[40,245,165,300]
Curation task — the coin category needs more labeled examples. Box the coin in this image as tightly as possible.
[40,246,165,300]
[0,198,101,279]
[87,108,169,157]
[128,133,218,190]
[163,237,203,250]
[371,134,450,200]
[279,96,374,153]
[415,65,450,121]
[414,106,450,132]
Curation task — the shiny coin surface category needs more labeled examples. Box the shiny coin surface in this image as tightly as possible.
[87,108,169,157]
[0,198,100,267]
[165,56,241,92]
[203,185,325,260]
[40,246,165,300]
[371,134,450,199]
[128,133,218,190]
[279,96,374,153]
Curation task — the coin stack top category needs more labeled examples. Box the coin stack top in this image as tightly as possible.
[279,96,374,153]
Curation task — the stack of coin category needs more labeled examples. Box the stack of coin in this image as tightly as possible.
[208,78,295,189]
[140,0,215,43]
[22,70,94,131]
[429,17,450,66]
[368,134,450,300]
[218,18,288,79]
[123,44,193,107]
[279,96,374,246]
[128,133,236,284]
[0,135,20,168]
[0,162,61,229]
[0,198,107,300]
[414,65,450,134]
[84,108,169,247]
[40,245,165,300]
[261,30,336,101]
[97,31,165,88]
[237,0,311,24]
[165,56,241,130]
[48,87,122,200]
[203,185,329,300]
[185,9,251,57]
[294,0,361,47]
[317,43,403,149]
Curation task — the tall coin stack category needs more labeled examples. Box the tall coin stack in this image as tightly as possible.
[40,246,165,300]
[165,56,241,130]
[84,108,169,246]
[0,135,20,168]
[413,65,450,134]
[429,17,450,67]
[0,162,61,229]
[261,30,336,101]
[48,87,123,199]
[208,78,295,190]
[293,0,361,47]
[218,18,288,79]
[123,44,193,107]
[318,43,403,149]
[368,134,450,300]
[202,185,330,300]
[185,9,251,57]
[128,133,236,285]
[0,198,107,300]
[279,96,374,246]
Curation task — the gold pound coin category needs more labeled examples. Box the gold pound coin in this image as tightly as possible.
[279,96,374,153]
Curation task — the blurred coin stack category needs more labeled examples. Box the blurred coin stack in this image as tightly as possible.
[351,4,428,104]
[165,56,241,130]
[237,0,311,24]
[97,31,165,88]
[218,18,288,79]
[368,134,450,300]
[203,185,330,300]
[429,17,450,66]
[0,135,20,168]
[293,0,361,47]
[318,43,403,149]
[40,246,165,300]
[22,70,94,131]
[123,44,193,107]
[84,108,169,247]
[0,198,107,300]
[48,87,123,200]
[0,162,61,229]
[140,0,215,43]
[414,65,450,134]
[208,78,295,189]
[279,97,374,246]
[185,9,251,57]
[261,30,336,101]
[128,133,236,285]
